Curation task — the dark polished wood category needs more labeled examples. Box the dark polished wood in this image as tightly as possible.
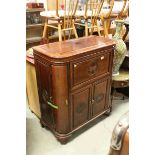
[33,36,115,144]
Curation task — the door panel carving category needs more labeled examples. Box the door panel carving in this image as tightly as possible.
[92,79,108,117]
[72,86,91,128]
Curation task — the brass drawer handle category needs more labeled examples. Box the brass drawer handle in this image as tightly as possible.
[88,62,97,76]
[101,56,104,60]
[47,101,58,109]
[74,64,77,68]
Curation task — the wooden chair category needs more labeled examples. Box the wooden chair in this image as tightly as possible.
[75,0,105,37]
[41,0,79,42]
[101,0,129,37]
[117,0,129,19]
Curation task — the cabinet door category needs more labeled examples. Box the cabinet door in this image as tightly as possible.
[92,78,108,117]
[71,86,91,129]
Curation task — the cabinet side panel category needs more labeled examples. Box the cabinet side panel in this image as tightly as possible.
[34,59,55,127]
[51,65,70,134]
[106,51,114,109]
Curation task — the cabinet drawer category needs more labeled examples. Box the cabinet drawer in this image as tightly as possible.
[71,52,110,86]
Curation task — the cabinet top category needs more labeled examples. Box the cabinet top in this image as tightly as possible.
[33,36,115,60]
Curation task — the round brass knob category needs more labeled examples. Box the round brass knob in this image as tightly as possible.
[101,56,104,60]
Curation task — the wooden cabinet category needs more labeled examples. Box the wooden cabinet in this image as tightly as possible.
[33,36,115,144]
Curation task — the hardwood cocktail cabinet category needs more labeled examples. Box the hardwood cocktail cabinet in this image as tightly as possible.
[33,36,115,144]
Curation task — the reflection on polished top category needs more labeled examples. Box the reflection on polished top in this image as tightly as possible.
[33,36,115,59]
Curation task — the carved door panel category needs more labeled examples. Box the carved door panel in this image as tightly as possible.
[35,60,55,128]
[92,78,108,117]
[71,85,91,129]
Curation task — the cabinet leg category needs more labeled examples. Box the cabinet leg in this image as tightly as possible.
[30,110,34,114]
[41,123,45,128]
[59,138,69,145]
[105,107,112,116]
[57,134,72,145]
[40,120,46,128]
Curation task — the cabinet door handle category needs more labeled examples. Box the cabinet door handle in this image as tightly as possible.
[47,101,58,109]
[65,99,68,106]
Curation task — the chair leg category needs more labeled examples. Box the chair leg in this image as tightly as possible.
[58,22,62,42]
[106,19,110,29]
[103,20,109,38]
[68,29,72,39]
[97,27,101,36]
[85,20,89,37]
[42,18,48,39]
[90,26,94,35]
[73,24,78,39]
[63,30,66,41]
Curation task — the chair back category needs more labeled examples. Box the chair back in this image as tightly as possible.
[85,0,104,18]
[118,0,129,18]
[58,0,79,16]
[101,0,128,19]
[56,0,79,28]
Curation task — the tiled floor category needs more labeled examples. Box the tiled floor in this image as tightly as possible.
[26,98,129,155]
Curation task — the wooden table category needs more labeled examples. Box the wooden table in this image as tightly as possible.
[112,69,129,88]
